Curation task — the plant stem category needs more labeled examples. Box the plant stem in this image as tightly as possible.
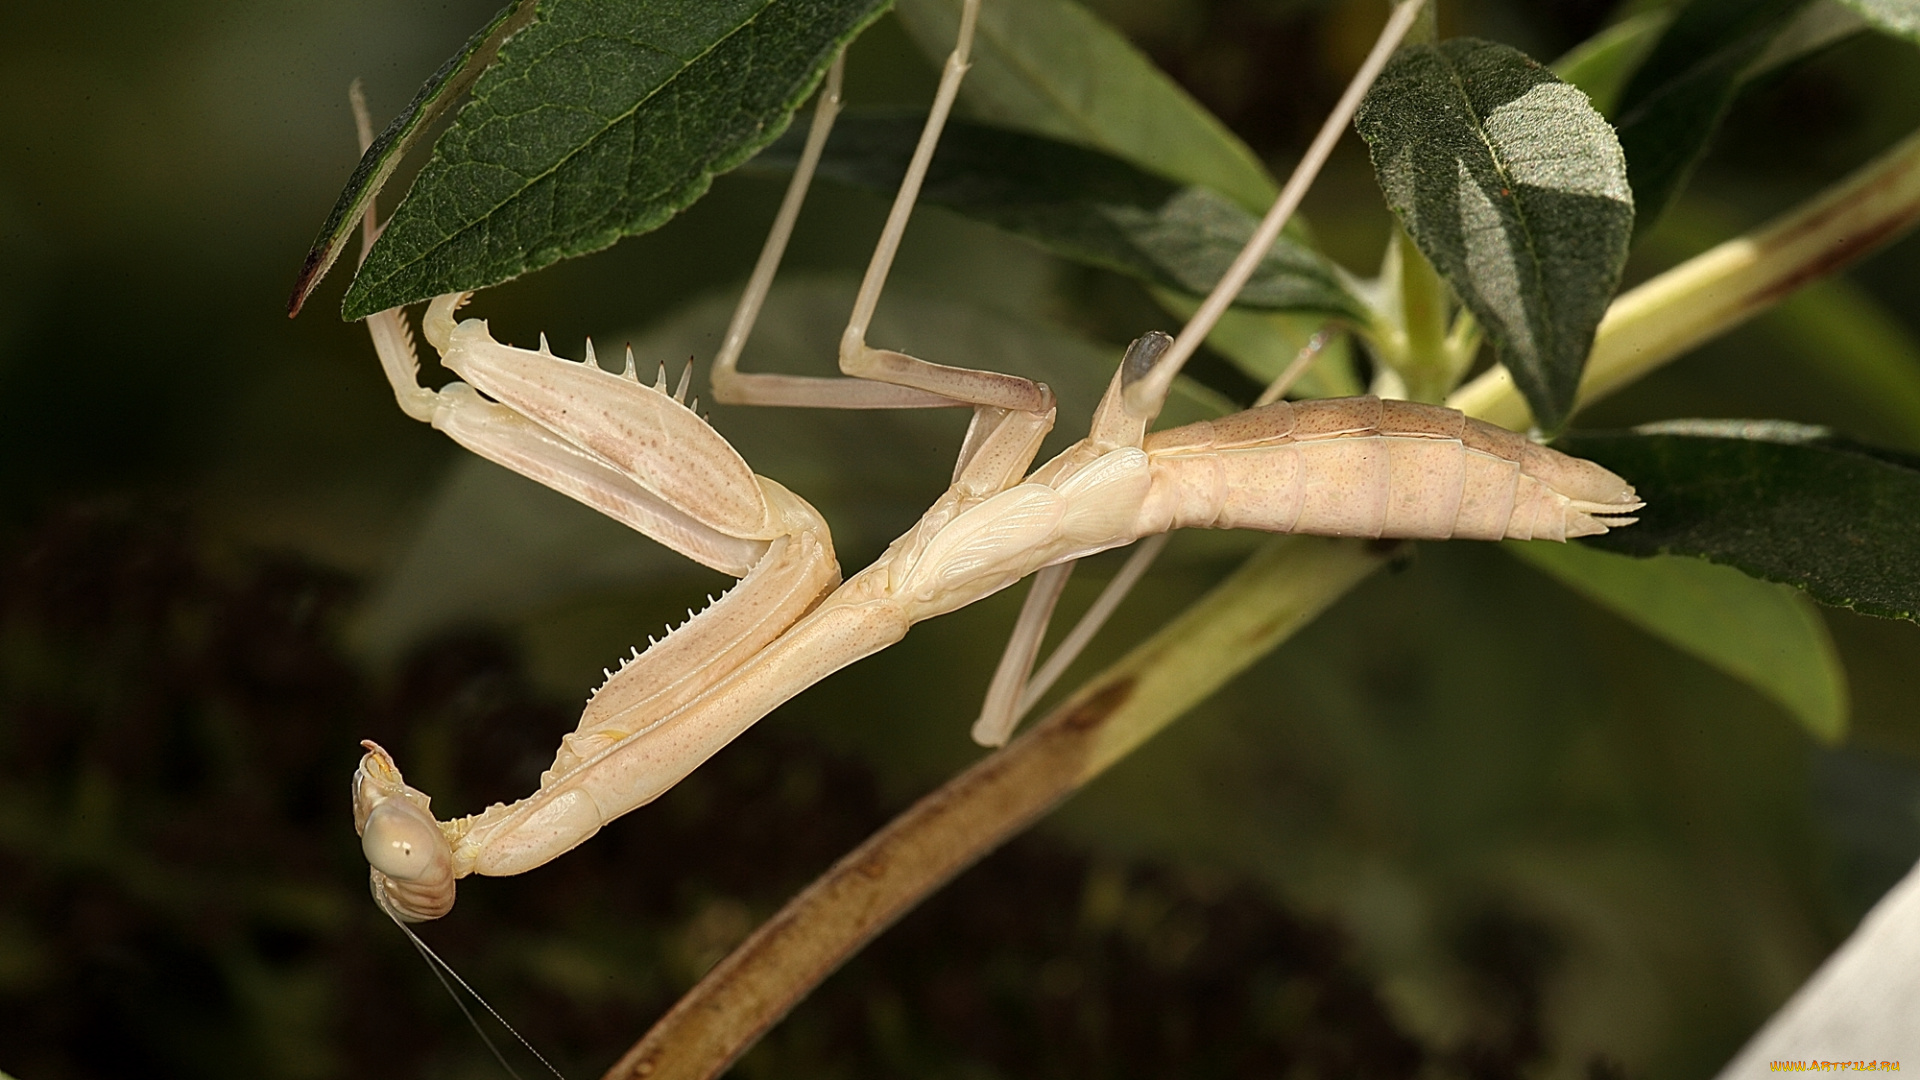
[604,120,1920,1080]
[1389,226,1462,404]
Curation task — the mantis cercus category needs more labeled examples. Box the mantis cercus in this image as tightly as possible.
[350,0,1641,925]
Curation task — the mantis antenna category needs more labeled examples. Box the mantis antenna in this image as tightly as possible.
[397,918,570,1080]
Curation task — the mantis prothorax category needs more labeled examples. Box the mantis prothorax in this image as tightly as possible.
[351,0,1641,924]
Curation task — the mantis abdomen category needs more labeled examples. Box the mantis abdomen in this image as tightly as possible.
[1138,395,1641,543]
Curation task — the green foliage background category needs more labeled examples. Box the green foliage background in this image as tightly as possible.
[4,0,1920,1077]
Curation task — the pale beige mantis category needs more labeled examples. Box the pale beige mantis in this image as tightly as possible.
[351,0,1641,925]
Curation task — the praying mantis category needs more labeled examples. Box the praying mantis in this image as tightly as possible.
[349,0,1642,925]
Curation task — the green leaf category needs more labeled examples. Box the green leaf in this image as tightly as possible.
[1511,540,1848,742]
[1835,0,1920,41]
[1612,0,1814,234]
[893,0,1276,214]
[750,116,1371,322]
[1564,423,1920,623]
[288,0,537,316]
[893,0,1332,397]
[340,0,891,321]
[1356,38,1634,435]
[1546,1,1865,231]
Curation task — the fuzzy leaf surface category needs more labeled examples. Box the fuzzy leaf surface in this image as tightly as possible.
[751,116,1369,321]
[1565,422,1920,622]
[1835,0,1920,41]
[1357,38,1633,434]
[340,0,890,320]
[1512,541,1848,742]
[1612,0,1814,233]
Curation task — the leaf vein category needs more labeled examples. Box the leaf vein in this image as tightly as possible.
[361,0,787,293]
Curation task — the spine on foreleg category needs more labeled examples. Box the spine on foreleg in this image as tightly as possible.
[542,529,842,787]
[453,594,912,878]
[1136,396,1641,542]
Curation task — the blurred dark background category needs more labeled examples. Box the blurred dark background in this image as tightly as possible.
[5,1,1920,1077]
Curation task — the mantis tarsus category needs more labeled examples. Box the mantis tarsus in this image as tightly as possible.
[349,0,1641,926]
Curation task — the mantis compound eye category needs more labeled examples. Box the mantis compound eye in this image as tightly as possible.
[1120,330,1174,391]
[362,799,445,882]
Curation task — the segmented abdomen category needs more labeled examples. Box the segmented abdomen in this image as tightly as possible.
[1136,396,1641,542]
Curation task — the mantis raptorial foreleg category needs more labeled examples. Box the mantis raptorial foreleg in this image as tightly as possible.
[351,0,1641,925]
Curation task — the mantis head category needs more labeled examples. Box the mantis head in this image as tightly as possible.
[353,740,457,922]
